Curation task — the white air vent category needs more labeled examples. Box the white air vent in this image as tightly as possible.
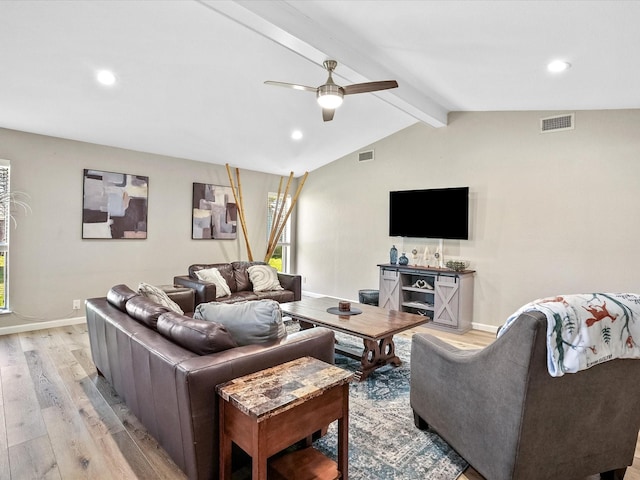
[540,113,574,133]
[358,149,374,162]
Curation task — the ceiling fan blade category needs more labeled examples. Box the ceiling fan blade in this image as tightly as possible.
[322,108,335,122]
[264,81,317,93]
[343,80,398,95]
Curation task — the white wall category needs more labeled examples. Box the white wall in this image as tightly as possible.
[297,110,640,329]
[0,128,288,328]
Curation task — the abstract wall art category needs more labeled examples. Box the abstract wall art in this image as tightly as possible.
[192,183,237,240]
[82,169,148,239]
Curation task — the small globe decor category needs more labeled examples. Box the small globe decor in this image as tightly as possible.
[445,260,470,272]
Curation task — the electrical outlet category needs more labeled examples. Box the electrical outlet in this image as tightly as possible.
[73,299,81,310]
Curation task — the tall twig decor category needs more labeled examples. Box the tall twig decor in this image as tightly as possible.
[265,171,308,262]
[225,164,308,264]
[225,164,254,260]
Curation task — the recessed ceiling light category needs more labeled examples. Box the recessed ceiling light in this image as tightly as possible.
[547,60,571,73]
[96,69,116,86]
[291,130,303,140]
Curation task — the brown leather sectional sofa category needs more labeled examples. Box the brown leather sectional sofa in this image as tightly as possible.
[173,260,301,306]
[85,284,334,480]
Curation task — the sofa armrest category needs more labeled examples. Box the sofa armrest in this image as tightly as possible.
[173,275,216,306]
[173,327,335,480]
[166,288,195,314]
[278,273,302,301]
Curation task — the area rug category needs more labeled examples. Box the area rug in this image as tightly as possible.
[289,323,469,480]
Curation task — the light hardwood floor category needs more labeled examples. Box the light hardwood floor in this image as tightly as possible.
[0,323,638,479]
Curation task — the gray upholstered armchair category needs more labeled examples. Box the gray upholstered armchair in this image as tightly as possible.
[410,310,640,480]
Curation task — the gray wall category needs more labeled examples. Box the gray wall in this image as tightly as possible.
[297,110,640,330]
[4,109,639,331]
[1,128,288,328]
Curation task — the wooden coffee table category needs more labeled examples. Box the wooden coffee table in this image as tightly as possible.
[281,296,428,381]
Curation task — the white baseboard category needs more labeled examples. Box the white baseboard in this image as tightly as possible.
[0,316,86,336]
[302,290,357,302]
[471,322,499,334]
[301,290,326,298]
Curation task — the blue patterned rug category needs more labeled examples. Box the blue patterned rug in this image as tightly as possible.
[289,323,468,479]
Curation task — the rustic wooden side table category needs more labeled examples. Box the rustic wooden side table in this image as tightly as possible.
[217,356,352,480]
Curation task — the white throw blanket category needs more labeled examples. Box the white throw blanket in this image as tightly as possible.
[498,293,640,376]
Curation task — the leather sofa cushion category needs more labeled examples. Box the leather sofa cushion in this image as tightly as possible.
[107,284,139,312]
[255,290,295,303]
[157,312,237,355]
[214,291,259,304]
[194,299,286,346]
[126,296,171,330]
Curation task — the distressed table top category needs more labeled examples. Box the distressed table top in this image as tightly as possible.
[281,296,428,340]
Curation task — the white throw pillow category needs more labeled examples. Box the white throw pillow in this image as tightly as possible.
[247,265,284,292]
[195,267,232,298]
[137,282,184,314]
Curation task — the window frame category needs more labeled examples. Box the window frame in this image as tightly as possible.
[0,160,11,311]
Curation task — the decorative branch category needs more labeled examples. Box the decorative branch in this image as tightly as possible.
[225,164,253,260]
[265,173,293,262]
[265,172,308,262]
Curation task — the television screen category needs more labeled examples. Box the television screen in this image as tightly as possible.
[389,187,469,239]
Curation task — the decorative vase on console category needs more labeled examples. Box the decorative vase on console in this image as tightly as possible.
[390,245,398,264]
[398,253,409,265]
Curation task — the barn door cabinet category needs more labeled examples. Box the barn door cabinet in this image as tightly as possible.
[377,264,474,334]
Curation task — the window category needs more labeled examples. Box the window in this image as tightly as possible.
[0,161,10,310]
[267,192,292,273]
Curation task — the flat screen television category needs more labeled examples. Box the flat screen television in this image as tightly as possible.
[389,187,469,239]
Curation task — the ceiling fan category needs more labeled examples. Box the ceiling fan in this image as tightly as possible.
[264,60,398,122]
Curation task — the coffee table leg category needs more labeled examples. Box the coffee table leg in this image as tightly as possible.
[356,336,402,381]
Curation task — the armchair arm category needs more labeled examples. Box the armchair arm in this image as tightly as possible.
[410,322,539,480]
[277,272,302,301]
[173,275,217,306]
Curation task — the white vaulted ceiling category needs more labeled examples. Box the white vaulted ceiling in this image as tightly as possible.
[1,1,639,177]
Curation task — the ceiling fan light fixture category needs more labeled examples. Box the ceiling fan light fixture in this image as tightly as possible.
[547,60,571,73]
[264,60,397,121]
[317,84,343,109]
[317,93,343,109]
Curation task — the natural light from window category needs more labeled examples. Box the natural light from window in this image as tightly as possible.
[267,192,291,273]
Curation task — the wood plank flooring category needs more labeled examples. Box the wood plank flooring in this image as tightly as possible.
[0,323,638,479]
[0,324,186,479]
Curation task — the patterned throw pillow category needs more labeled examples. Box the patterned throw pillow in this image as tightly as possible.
[195,267,232,298]
[247,265,284,292]
[137,282,184,314]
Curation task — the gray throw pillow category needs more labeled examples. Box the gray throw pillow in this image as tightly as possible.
[193,299,286,346]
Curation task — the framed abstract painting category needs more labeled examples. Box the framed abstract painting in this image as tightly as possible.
[82,169,148,239]
[192,183,237,239]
